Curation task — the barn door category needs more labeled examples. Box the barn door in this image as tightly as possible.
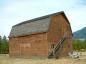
[20,42,31,57]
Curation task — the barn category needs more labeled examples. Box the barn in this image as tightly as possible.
[9,11,72,58]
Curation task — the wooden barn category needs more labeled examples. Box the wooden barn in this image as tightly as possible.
[9,11,72,58]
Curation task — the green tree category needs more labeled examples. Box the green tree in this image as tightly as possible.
[0,36,1,43]
[0,36,2,53]
[0,36,9,54]
[83,38,86,49]
[72,38,86,51]
[72,39,82,51]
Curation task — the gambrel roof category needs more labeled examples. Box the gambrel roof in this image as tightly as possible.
[9,11,71,37]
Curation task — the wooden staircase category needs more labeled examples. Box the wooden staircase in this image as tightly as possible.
[48,35,66,58]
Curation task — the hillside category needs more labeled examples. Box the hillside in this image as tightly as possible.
[73,27,86,39]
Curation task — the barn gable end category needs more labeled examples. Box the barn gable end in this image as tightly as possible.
[47,14,72,58]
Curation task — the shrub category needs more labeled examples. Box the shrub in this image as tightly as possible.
[72,38,86,51]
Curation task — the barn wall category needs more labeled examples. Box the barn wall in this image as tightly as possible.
[9,32,50,58]
[48,14,72,57]
[58,14,72,57]
[48,15,63,43]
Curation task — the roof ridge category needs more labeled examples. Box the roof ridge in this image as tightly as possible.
[13,11,64,27]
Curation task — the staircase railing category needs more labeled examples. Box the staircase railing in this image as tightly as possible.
[48,34,66,58]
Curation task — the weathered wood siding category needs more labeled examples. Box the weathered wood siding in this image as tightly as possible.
[9,32,50,58]
[48,14,72,57]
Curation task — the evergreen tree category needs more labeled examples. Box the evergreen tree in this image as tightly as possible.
[0,36,2,53]
[0,36,1,43]
[0,35,9,54]
[72,38,86,51]
[72,39,82,51]
[83,38,86,49]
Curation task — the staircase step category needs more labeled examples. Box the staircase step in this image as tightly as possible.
[48,36,66,58]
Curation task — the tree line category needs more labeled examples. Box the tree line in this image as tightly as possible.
[0,35,9,54]
[72,38,86,51]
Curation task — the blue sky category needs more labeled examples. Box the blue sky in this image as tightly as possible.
[0,0,86,36]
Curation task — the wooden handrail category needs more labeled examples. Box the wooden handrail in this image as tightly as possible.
[48,33,67,58]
